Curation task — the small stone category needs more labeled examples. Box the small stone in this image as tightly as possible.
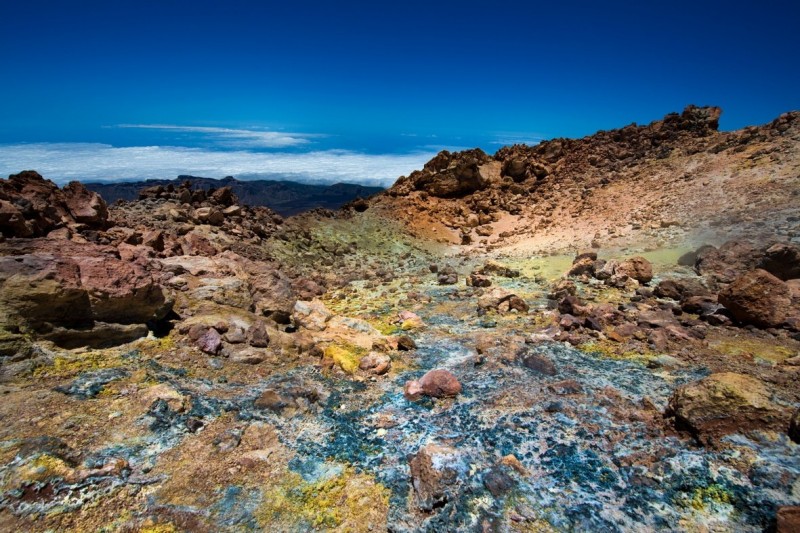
[359,352,391,375]
[396,335,417,351]
[520,352,557,376]
[196,328,222,354]
[248,321,270,348]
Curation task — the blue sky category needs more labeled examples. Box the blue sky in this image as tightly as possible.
[1,0,798,185]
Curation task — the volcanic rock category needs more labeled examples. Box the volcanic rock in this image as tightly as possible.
[292,299,333,331]
[247,321,270,348]
[666,372,785,444]
[758,242,800,281]
[0,171,109,237]
[358,352,391,375]
[437,265,459,285]
[717,269,794,328]
[615,256,653,284]
[789,408,800,444]
[409,444,466,511]
[404,369,461,401]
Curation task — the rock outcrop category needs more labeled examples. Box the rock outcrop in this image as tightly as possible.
[0,171,110,237]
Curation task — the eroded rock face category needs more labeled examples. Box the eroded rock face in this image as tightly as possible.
[666,372,786,444]
[0,240,170,347]
[718,269,794,328]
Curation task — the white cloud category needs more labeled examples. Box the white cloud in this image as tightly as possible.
[0,143,436,187]
[116,124,319,149]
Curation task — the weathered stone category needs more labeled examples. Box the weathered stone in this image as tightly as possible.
[777,506,800,533]
[292,299,333,331]
[247,321,270,348]
[615,256,653,283]
[437,265,458,285]
[718,269,794,328]
[758,242,800,281]
[666,372,785,444]
[467,273,492,287]
[520,352,557,376]
[358,352,391,375]
[789,408,800,444]
[197,328,222,354]
[409,444,466,511]
[404,369,461,401]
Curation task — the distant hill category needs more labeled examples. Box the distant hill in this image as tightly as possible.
[85,176,384,216]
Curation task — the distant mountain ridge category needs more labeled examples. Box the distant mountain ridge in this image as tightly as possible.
[84,175,384,216]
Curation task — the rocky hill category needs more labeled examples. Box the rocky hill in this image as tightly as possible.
[85,175,383,216]
[0,107,799,532]
[372,105,799,253]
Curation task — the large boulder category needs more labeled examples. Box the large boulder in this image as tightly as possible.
[666,372,786,444]
[615,256,653,284]
[411,149,493,198]
[758,242,800,281]
[61,181,108,225]
[717,269,794,328]
[694,241,760,285]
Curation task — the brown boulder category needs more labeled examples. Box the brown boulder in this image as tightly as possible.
[759,242,800,281]
[404,369,461,401]
[666,372,785,444]
[718,269,794,328]
[615,256,653,284]
[247,321,270,348]
[694,241,760,284]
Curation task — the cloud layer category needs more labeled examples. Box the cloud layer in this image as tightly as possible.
[116,124,319,148]
[0,143,436,187]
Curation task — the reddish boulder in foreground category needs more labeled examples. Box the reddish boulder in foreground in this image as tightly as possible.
[717,269,794,328]
[404,369,461,401]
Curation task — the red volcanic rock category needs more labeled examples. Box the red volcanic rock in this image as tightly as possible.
[0,171,109,237]
[197,328,222,354]
[0,239,170,345]
[718,269,794,328]
[404,369,462,401]
[615,256,653,284]
[62,181,108,225]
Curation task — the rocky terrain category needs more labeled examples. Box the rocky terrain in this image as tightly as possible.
[0,106,798,532]
[86,176,383,216]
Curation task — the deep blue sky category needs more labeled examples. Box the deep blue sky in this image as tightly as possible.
[0,0,798,184]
